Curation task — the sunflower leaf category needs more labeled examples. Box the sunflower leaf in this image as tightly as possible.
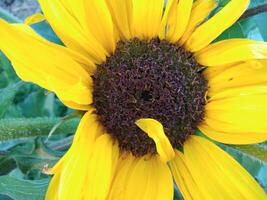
[0,174,50,200]
[0,82,23,118]
[215,12,267,41]
[229,143,267,163]
[215,1,267,41]
[0,53,18,84]
[31,21,63,45]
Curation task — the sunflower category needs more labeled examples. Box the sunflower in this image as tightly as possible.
[0,0,267,199]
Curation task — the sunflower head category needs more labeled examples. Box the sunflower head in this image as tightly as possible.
[1,0,267,199]
[93,38,207,156]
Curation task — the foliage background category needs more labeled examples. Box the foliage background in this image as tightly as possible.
[0,0,266,199]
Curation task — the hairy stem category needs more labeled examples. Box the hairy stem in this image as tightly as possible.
[0,118,79,141]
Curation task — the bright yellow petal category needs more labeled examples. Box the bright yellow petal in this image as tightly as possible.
[199,122,267,144]
[108,155,173,200]
[38,0,107,63]
[0,19,93,109]
[45,173,60,200]
[58,0,85,25]
[169,0,194,43]
[185,0,250,52]
[180,136,266,199]
[83,0,117,53]
[46,112,103,200]
[159,0,175,40]
[84,134,119,200]
[105,0,133,40]
[169,150,204,200]
[50,111,101,174]
[196,39,267,66]
[61,100,92,111]
[14,22,96,75]
[209,85,267,101]
[205,95,267,133]
[107,154,137,200]
[179,0,218,45]
[206,60,267,96]
[24,13,45,25]
[202,92,267,144]
[135,118,175,163]
[132,0,164,40]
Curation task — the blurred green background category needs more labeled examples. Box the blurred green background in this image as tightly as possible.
[0,0,266,200]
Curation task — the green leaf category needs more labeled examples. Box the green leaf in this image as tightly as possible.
[31,21,63,45]
[0,139,29,151]
[249,0,267,9]
[0,157,16,176]
[0,53,18,85]
[0,194,13,200]
[37,137,71,157]
[0,82,23,118]
[0,175,50,200]
[216,12,267,41]
[19,90,50,117]
[229,144,267,163]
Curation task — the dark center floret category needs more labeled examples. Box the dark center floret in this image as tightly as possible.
[93,38,207,157]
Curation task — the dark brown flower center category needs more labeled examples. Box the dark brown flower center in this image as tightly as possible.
[93,38,207,156]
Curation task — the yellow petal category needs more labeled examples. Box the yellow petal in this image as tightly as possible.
[159,0,193,42]
[180,136,266,199]
[196,39,267,66]
[108,155,173,200]
[105,0,133,40]
[203,63,234,81]
[135,118,175,163]
[209,85,267,101]
[159,0,175,40]
[46,112,103,200]
[45,173,60,200]
[169,150,204,200]
[38,0,107,63]
[0,19,93,109]
[202,91,267,144]
[61,100,93,111]
[58,0,85,26]
[132,0,164,40]
[24,13,45,25]
[199,122,267,144]
[180,0,218,45]
[107,154,137,200]
[167,0,194,43]
[84,134,119,200]
[49,79,93,105]
[50,112,102,174]
[185,0,250,52]
[14,23,96,75]
[83,0,117,53]
[205,95,267,133]
[206,60,267,96]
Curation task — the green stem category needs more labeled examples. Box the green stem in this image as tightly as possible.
[0,7,21,23]
[0,118,79,141]
[239,4,267,21]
